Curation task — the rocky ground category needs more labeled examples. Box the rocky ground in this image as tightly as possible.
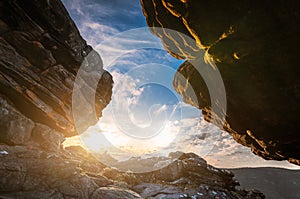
[0,76,264,198]
[0,141,265,198]
[0,77,264,198]
[1,0,296,198]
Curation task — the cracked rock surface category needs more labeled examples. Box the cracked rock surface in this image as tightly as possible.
[0,0,113,137]
[0,143,264,198]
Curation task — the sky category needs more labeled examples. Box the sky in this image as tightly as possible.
[61,0,300,170]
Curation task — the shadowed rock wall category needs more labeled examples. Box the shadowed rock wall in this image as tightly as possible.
[140,0,300,165]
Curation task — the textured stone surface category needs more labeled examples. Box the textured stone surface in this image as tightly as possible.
[0,0,266,198]
[0,0,113,138]
[0,96,34,145]
[0,144,139,199]
[140,0,300,165]
[102,152,264,199]
[31,123,65,152]
[0,144,265,198]
[91,187,141,199]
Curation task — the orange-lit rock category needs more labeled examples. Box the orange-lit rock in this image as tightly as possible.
[0,0,113,137]
[141,0,300,165]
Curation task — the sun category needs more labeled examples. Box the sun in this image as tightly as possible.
[64,121,179,159]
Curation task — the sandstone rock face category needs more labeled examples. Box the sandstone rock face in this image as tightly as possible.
[140,0,300,165]
[0,0,113,138]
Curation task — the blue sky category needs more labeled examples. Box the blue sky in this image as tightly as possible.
[62,0,299,170]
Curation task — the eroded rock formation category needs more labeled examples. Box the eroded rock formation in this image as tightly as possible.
[102,151,264,199]
[140,0,300,165]
[0,0,265,198]
[0,0,113,137]
[0,143,265,198]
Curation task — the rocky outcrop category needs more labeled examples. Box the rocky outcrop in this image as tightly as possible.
[0,0,266,198]
[0,0,114,197]
[140,0,300,165]
[0,143,265,198]
[0,0,113,138]
[0,143,138,198]
[100,151,264,198]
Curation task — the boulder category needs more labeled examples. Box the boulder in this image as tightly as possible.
[31,123,65,151]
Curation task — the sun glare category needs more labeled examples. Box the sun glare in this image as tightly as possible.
[64,121,179,159]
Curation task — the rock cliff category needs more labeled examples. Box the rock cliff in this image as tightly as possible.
[140,0,300,165]
[0,0,113,138]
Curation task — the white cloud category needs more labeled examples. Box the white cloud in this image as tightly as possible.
[62,0,300,170]
[62,0,120,47]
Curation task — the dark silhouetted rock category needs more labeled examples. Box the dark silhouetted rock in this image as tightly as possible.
[140,0,300,165]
